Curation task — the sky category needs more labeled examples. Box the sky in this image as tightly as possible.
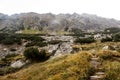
[0,0,120,20]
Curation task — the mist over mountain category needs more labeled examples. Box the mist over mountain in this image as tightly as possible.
[0,12,120,33]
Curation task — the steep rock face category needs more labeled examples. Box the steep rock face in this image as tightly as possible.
[0,12,120,32]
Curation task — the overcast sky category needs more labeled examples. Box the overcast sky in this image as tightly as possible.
[0,0,120,20]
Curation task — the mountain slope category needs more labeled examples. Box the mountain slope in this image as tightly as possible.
[0,12,120,33]
[0,52,92,80]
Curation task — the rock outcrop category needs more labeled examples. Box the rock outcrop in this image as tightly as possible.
[11,60,25,68]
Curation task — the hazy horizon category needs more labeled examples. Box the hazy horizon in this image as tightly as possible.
[1,0,120,20]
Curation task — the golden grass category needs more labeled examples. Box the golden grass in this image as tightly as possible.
[56,31,72,35]
[22,29,48,34]
[102,61,120,80]
[0,51,92,80]
[97,43,120,80]
[0,42,120,80]
[80,42,120,51]
[97,50,120,60]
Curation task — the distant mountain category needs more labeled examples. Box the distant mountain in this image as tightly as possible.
[0,12,120,33]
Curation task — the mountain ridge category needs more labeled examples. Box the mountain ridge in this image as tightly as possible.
[0,12,120,33]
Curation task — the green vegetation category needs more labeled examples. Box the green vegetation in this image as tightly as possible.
[25,39,62,47]
[71,28,84,36]
[48,40,62,45]
[104,27,120,33]
[0,67,18,76]
[20,34,45,42]
[74,37,95,44]
[1,54,24,63]
[101,37,113,42]
[25,42,47,47]
[0,34,21,45]
[23,47,49,62]
[113,32,120,42]
[0,33,45,45]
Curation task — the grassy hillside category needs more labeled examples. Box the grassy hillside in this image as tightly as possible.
[97,50,120,80]
[102,61,120,80]
[0,51,92,80]
[0,42,120,80]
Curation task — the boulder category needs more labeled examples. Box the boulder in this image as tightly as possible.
[102,46,109,50]
[102,45,115,50]
[11,60,25,68]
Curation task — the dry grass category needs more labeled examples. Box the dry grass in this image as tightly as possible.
[102,61,120,80]
[22,29,48,34]
[0,42,120,80]
[80,42,120,51]
[0,51,92,80]
[97,50,120,60]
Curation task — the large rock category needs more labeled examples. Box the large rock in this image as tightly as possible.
[102,46,109,50]
[54,42,73,56]
[102,45,115,50]
[11,60,25,68]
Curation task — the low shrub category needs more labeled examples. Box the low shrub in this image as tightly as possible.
[113,32,120,42]
[1,54,22,64]
[5,54,19,59]
[25,42,47,47]
[74,37,95,44]
[48,40,62,45]
[23,47,49,62]
[21,35,45,42]
[36,42,47,47]
[25,42,36,47]
[0,33,45,45]
[101,37,113,42]
[1,36,21,45]
[2,38,15,45]
[0,67,17,76]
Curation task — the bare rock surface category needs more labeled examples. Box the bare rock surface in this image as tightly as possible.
[11,60,25,68]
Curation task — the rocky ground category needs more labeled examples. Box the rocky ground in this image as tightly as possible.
[0,36,76,58]
[0,44,25,58]
[0,35,119,77]
[0,35,77,75]
[41,36,75,57]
